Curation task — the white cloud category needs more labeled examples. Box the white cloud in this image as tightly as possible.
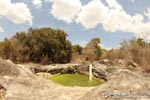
[144,8,150,19]
[76,0,109,28]
[33,0,42,8]
[0,0,33,25]
[0,27,4,33]
[131,15,150,42]
[49,0,82,23]
[77,0,150,42]
[102,0,130,33]
[100,44,111,50]
[102,9,150,42]
[103,9,132,32]
[106,0,122,10]
[48,0,150,42]
[131,0,135,3]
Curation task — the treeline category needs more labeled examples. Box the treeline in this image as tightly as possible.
[0,27,102,64]
[0,27,150,72]
[0,28,72,64]
[102,38,150,72]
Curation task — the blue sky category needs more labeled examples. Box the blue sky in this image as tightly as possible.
[0,0,150,49]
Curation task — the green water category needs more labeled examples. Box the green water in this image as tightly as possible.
[48,74,102,87]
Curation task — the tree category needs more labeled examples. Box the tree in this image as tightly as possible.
[129,38,146,47]
[136,38,145,47]
[11,27,72,64]
[0,38,16,61]
[83,38,102,61]
[73,44,83,55]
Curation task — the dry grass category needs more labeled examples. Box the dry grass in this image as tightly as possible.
[102,45,150,72]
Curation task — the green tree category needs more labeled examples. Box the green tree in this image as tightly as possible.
[136,38,145,47]
[73,44,83,55]
[129,38,146,47]
[11,27,72,64]
[83,38,102,61]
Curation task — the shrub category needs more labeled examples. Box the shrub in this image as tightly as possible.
[102,38,150,72]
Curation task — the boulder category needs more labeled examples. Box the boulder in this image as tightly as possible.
[98,59,114,66]
[76,64,89,75]
[0,60,20,77]
[0,59,149,100]
[113,59,139,68]
[0,60,91,100]
[35,72,52,79]
[61,66,77,74]
[31,64,81,74]
[0,60,35,79]
[79,67,150,100]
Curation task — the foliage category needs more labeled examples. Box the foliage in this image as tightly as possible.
[0,27,72,64]
[0,27,104,64]
[102,38,150,72]
[72,44,83,55]
[0,38,16,61]
[83,38,102,61]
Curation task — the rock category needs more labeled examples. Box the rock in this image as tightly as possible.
[77,63,110,81]
[35,72,52,79]
[0,60,35,79]
[105,67,117,73]
[0,59,149,100]
[3,77,94,100]
[0,60,91,100]
[113,59,139,68]
[31,64,81,74]
[61,66,77,74]
[92,69,107,81]
[31,65,64,74]
[0,60,20,77]
[76,64,89,75]
[127,60,139,68]
[98,59,115,66]
[79,68,150,100]
[98,59,139,68]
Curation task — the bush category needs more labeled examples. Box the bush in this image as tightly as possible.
[102,38,150,72]
[0,27,72,64]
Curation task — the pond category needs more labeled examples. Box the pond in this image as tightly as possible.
[48,74,103,87]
